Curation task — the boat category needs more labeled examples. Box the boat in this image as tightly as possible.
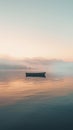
[26,72,46,77]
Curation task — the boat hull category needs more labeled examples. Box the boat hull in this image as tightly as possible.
[26,72,46,77]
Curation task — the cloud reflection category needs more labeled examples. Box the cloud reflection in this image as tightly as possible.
[0,70,73,106]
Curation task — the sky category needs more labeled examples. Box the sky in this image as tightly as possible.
[0,0,73,61]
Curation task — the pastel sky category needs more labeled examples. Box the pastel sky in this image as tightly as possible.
[0,0,73,60]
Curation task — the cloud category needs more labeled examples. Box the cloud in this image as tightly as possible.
[0,57,30,70]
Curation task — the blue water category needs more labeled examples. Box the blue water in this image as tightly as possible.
[0,68,73,130]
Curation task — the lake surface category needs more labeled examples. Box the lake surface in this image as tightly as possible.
[0,70,73,130]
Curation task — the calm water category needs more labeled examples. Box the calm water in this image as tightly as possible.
[0,70,73,130]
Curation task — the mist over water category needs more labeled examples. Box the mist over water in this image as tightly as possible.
[52,62,73,76]
[0,63,73,130]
